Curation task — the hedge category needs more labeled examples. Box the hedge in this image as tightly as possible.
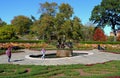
[80,41,120,44]
[0,40,120,44]
[0,40,45,43]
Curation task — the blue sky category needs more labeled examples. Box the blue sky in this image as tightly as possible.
[0,0,111,35]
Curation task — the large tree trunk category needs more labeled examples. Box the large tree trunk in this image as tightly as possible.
[42,34,45,40]
[114,35,116,42]
[112,24,116,42]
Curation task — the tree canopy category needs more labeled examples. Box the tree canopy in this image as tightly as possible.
[39,2,58,16]
[93,27,107,41]
[31,2,83,41]
[11,15,33,35]
[90,0,120,36]
[0,18,7,27]
[0,25,18,40]
[0,2,97,41]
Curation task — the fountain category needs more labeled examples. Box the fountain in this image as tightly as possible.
[28,51,89,58]
[56,38,73,57]
[25,36,93,60]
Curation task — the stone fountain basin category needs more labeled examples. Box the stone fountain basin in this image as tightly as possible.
[25,50,93,60]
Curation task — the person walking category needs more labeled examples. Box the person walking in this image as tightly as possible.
[6,46,12,62]
[41,48,46,59]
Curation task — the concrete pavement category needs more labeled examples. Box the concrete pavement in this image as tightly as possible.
[0,49,120,65]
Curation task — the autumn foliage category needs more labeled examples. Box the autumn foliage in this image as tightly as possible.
[117,35,120,41]
[93,28,107,41]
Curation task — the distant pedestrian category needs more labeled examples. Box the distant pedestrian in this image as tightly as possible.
[6,46,12,62]
[41,48,46,59]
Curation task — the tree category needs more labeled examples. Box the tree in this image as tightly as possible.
[0,25,18,40]
[90,0,120,41]
[55,3,74,40]
[117,30,120,41]
[30,20,41,39]
[0,18,7,27]
[59,3,73,19]
[93,27,107,41]
[117,35,120,41]
[60,19,72,39]
[37,2,58,40]
[37,2,75,40]
[107,36,114,41]
[40,15,55,40]
[11,15,32,35]
[81,25,95,41]
[30,15,55,40]
[35,2,82,41]
[31,15,36,22]
[72,16,83,40]
[39,2,58,16]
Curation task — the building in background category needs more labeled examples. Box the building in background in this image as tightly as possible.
[110,29,120,37]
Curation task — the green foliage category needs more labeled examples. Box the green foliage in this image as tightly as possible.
[79,41,120,44]
[11,15,32,35]
[1,2,113,41]
[59,3,73,19]
[0,25,18,40]
[0,50,5,55]
[60,20,72,38]
[30,2,83,41]
[31,15,55,40]
[81,25,94,41]
[0,18,7,27]
[107,36,114,42]
[90,0,120,37]
[39,2,58,16]
[90,0,120,23]
[30,20,41,39]
[0,2,90,41]
[71,16,83,40]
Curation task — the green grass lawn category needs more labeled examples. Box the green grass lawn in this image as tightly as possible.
[0,60,120,78]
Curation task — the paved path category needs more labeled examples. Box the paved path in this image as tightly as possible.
[0,49,120,65]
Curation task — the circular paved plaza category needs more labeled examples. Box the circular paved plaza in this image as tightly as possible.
[0,49,120,65]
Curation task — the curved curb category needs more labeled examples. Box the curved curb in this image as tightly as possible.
[25,51,94,60]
